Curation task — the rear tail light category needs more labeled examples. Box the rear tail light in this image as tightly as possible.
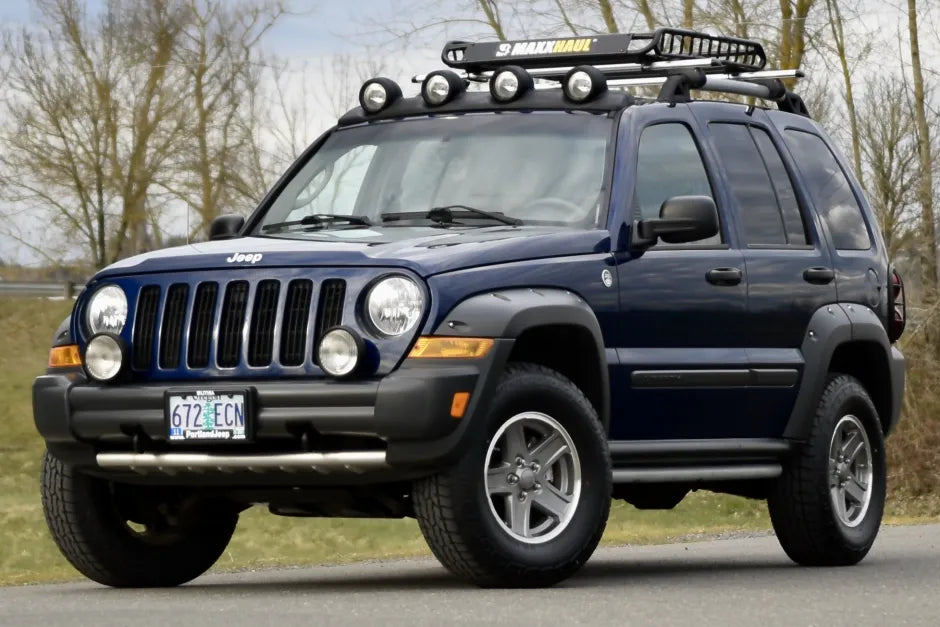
[888,269,906,343]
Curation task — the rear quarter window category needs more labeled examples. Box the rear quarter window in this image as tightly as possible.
[782,129,871,251]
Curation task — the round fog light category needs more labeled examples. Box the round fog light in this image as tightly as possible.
[318,327,364,377]
[359,78,402,113]
[84,334,126,382]
[563,66,607,102]
[422,71,465,106]
[491,66,533,102]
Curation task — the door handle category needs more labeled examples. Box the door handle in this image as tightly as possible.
[706,267,743,286]
[803,267,835,285]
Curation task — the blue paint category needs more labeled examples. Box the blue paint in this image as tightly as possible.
[74,102,891,441]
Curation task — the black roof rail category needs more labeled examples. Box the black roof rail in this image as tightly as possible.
[441,28,766,75]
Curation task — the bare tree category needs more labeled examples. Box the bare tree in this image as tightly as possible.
[170,0,287,237]
[907,0,938,295]
[0,0,186,267]
[858,78,920,259]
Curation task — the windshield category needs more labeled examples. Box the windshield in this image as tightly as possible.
[254,112,613,235]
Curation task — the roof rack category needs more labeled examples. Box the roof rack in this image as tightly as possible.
[433,28,809,117]
[442,28,767,76]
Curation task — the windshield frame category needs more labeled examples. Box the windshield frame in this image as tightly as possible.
[245,110,623,239]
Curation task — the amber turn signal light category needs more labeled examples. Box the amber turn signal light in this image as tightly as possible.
[48,345,82,368]
[450,392,470,418]
[408,337,494,359]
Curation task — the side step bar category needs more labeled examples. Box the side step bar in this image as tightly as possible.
[96,451,389,475]
[613,464,782,484]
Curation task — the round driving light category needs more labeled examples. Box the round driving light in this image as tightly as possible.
[84,334,126,382]
[490,66,533,103]
[317,327,363,377]
[366,276,424,336]
[422,70,465,106]
[358,77,402,113]
[563,65,607,102]
[86,285,128,335]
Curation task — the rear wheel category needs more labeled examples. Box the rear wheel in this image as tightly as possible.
[768,374,886,566]
[41,451,238,587]
[413,363,611,587]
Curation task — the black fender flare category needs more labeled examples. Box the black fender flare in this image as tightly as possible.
[433,288,611,429]
[784,304,903,439]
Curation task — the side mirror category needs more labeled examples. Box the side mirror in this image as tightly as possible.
[634,195,719,247]
[209,215,245,241]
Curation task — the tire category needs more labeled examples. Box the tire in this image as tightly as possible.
[768,374,886,566]
[41,451,238,587]
[413,362,611,588]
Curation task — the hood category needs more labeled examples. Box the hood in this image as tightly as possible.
[95,226,612,280]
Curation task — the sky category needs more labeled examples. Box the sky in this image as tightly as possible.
[0,0,441,265]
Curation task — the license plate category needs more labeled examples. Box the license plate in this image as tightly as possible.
[167,390,248,442]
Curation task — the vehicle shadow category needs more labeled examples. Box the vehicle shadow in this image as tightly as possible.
[59,552,895,595]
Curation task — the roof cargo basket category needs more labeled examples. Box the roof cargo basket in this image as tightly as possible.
[442,28,766,75]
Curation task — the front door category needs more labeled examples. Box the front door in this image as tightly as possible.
[609,105,751,440]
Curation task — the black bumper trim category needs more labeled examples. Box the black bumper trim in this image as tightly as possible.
[34,339,514,471]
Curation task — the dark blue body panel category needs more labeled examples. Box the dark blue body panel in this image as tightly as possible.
[71,102,894,444]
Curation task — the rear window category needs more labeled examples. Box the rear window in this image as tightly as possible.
[783,130,871,251]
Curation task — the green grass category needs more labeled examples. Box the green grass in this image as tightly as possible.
[0,297,936,586]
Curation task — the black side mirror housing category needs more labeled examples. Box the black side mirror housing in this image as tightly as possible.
[633,195,719,248]
[209,215,245,241]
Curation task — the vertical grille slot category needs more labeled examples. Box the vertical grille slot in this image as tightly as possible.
[315,279,346,341]
[132,286,160,370]
[247,280,280,367]
[187,282,218,368]
[280,280,313,366]
[159,284,189,369]
[217,281,249,368]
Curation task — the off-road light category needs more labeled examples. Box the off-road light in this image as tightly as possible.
[563,65,607,102]
[421,70,465,106]
[84,334,126,382]
[317,327,364,377]
[359,78,402,113]
[490,66,533,102]
[86,284,128,335]
[366,276,424,336]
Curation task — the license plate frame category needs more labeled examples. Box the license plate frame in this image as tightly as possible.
[165,388,254,443]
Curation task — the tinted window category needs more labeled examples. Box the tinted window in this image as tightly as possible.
[751,129,807,245]
[784,130,871,250]
[710,123,786,245]
[635,123,718,244]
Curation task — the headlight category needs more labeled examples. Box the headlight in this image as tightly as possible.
[86,285,128,335]
[366,276,424,336]
[317,327,363,377]
[84,334,126,382]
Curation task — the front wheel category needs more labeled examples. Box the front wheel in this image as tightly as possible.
[768,374,886,566]
[41,451,239,587]
[413,363,611,587]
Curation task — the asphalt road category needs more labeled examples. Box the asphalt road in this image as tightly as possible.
[2,524,938,627]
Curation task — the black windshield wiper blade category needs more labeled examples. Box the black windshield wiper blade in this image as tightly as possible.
[262,214,372,233]
[381,205,522,226]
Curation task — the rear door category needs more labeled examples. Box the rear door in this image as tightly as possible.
[693,105,838,436]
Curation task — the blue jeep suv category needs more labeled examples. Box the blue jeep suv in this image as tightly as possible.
[33,29,906,588]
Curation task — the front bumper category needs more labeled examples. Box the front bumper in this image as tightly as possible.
[34,340,512,481]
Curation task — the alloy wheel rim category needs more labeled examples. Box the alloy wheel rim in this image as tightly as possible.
[828,414,874,528]
[483,411,581,544]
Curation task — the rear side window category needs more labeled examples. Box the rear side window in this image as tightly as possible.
[783,130,871,250]
[635,123,718,244]
[709,124,808,247]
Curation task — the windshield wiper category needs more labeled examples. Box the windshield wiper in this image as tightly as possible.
[261,214,372,233]
[381,205,522,227]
